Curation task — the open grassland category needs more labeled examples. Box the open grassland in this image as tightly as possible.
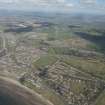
[62,56,105,80]
[95,90,105,105]
[0,25,5,32]
[34,55,58,69]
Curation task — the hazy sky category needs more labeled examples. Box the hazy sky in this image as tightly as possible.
[0,0,105,13]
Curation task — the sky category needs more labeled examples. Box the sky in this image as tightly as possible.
[0,0,105,13]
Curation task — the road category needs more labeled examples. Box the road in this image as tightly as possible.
[0,76,54,105]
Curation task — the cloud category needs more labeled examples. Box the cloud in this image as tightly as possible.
[80,0,96,5]
[0,0,18,3]
[0,0,104,13]
[0,0,73,8]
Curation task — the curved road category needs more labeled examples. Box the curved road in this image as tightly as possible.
[0,76,54,105]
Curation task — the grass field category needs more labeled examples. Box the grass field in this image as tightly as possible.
[62,56,105,80]
[34,55,58,69]
[95,90,105,105]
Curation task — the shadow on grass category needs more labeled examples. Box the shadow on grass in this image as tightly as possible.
[74,31,105,54]
[4,26,33,33]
